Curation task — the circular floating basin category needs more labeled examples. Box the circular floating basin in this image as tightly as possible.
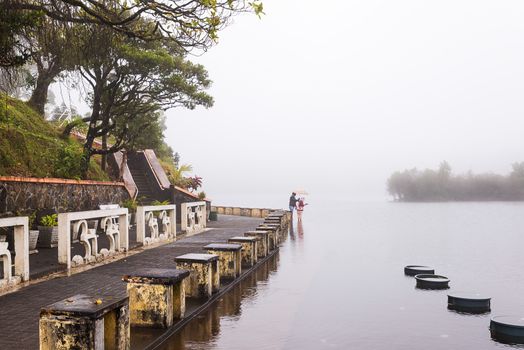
[404,265,435,276]
[490,316,524,344]
[415,274,450,290]
[447,292,491,313]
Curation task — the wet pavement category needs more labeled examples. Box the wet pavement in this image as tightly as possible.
[0,215,263,349]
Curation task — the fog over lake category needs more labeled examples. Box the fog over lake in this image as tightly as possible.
[161,0,524,206]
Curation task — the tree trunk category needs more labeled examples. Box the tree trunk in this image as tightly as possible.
[101,135,107,171]
[119,151,127,181]
[27,74,52,116]
[27,61,61,116]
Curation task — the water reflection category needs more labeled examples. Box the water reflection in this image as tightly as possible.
[158,252,280,350]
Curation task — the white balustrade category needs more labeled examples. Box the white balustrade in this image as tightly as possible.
[181,201,207,234]
[136,205,176,245]
[0,217,29,287]
[58,208,129,269]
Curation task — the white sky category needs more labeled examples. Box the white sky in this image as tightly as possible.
[163,0,524,204]
[71,1,524,205]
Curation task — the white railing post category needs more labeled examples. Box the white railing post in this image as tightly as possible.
[181,201,206,234]
[0,216,29,286]
[136,206,146,244]
[136,205,177,246]
[58,213,71,269]
[58,208,128,270]
[119,212,129,251]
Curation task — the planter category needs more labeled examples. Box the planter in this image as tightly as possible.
[128,213,135,227]
[38,226,58,248]
[29,230,39,252]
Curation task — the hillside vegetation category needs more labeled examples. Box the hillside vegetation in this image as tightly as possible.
[0,95,108,180]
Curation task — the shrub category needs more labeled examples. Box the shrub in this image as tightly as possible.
[40,214,58,227]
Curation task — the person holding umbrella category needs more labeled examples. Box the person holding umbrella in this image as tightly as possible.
[296,197,308,221]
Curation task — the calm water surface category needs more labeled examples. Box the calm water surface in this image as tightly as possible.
[161,201,524,349]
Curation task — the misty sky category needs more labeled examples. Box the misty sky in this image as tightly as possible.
[161,1,524,205]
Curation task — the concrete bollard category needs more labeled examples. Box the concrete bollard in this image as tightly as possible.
[261,223,283,245]
[174,254,220,298]
[39,294,129,350]
[203,243,242,280]
[264,218,283,233]
[228,237,258,267]
[256,225,278,250]
[122,268,190,328]
[245,230,269,258]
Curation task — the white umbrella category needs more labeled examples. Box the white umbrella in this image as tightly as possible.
[293,189,309,196]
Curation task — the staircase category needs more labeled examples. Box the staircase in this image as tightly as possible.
[124,150,174,204]
[126,155,155,204]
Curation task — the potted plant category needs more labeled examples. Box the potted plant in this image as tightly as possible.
[38,214,58,248]
[28,211,39,253]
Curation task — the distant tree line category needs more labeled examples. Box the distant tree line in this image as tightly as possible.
[387,162,524,201]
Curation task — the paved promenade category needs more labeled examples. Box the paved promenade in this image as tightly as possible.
[0,215,262,349]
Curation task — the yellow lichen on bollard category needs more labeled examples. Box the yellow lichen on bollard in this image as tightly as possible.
[245,231,269,258]
[39,294,129,350]
[174,254,219,299]
[228,237,258,267]
[127,283,173,328]
[122,268,190,328]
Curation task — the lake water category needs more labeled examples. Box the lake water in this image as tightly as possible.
[161,200,524,349]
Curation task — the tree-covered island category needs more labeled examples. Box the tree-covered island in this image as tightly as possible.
[387,162,524,201]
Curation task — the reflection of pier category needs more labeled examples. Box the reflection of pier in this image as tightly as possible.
[165,251,281,348]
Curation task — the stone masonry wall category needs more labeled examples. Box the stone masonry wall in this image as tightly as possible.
[0,177,130,217]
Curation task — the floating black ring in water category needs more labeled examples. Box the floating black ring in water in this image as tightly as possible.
[404,265,435,276]
[490,316,524,344]
[414,274,450,289]
[447,292,491,313]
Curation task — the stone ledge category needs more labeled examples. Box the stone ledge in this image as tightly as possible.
[0,176,125,187]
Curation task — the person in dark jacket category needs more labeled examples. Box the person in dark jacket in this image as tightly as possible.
[289,192,298,213]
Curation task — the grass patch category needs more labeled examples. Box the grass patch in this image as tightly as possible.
[0,95,107,180]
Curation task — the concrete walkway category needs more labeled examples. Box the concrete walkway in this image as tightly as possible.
[0,215,262,349]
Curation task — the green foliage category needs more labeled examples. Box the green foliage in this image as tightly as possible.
[40,214,58,227]
[198,191,206,200]
[151,200,170,206]
[0,3,43,67]
[121,198,138,212]
[53,143,83,179]
[28,211,37,229]
[0,95,107,180]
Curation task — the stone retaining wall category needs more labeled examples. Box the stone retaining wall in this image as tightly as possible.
[0,176,130,217]
[211,206,286,218]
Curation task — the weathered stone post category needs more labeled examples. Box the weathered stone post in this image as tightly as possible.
[122,268,190,328]
[228,237,258,267]
[39,294,129,350]
[245,230,269,258]
[263,221,284,245]
[256,225,278,250]
[203,243,242,280]
[174,253,220,298]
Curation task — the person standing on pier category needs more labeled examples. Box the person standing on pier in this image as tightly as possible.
[296,197,308,221]
[289,192,298,214]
